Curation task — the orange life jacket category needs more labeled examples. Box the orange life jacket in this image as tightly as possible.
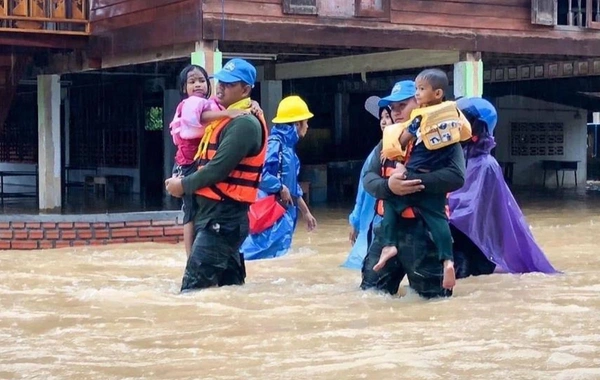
[376,159,418,218]
[195,114,268,203]
[375,149,451,219]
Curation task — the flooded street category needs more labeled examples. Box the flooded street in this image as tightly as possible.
[1,192,600,380]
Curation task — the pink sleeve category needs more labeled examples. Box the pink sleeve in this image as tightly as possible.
[194,97,224,128]
[169,101,184,131]
[208,96,224,111]
[179,97,211,139]
[196,97,215,123]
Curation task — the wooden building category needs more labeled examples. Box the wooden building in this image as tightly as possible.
[2,0,600,212]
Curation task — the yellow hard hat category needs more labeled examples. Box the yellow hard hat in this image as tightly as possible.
[272,95,314,124]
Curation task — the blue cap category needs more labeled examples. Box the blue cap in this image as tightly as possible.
[456,97,498,136]
[378,80,416,107]
[214,58,257,87]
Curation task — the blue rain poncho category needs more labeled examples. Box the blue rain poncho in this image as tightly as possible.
[342,146,382,269]
[240,124,303,260]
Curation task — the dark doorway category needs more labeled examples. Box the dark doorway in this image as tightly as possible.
[140,91,165,204]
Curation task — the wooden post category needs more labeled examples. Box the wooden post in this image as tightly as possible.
[37,74,62,211]
[453,52,483,99]
[260,62,281,127]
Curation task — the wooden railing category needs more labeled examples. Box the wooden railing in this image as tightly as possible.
[0,0,89,35]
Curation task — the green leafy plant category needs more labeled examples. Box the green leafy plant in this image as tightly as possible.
[145,107,163,131]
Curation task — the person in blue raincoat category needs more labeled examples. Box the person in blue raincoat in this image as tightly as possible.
[241,95,318,260]
[342,97,393,269]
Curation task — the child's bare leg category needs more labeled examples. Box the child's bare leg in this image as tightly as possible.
[442,260,456,289]
[373,245,398,272]
[183,222,194,258]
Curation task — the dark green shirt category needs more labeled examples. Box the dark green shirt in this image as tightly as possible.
[181,114,263,229]
[363,141,466,200]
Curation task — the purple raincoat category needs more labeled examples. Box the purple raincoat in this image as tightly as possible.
[448,136,558,274]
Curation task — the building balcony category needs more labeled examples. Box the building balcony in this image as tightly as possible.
[0,0,89,36]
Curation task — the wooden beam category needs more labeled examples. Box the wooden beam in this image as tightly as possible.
[482,57,600,84]
[0,31,88,49]
[89,0,201,58]
[39,40,195,75]
[203,16,474,51]
[274,50,460,80]
[202,16,600,57]
[96,42,195,69]
[485,77,600,111]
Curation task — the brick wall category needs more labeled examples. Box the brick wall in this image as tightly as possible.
[0,211,183,250]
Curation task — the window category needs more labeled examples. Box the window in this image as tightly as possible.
[533,0,600,28]
[532,0,557,25]
[282,0,317,15]
[0,93,37,164]
[355,0,390,18]
[69,82,139,168]
[511,122,564,157]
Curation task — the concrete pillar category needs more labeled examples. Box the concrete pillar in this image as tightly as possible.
[37,75,62,211]
[260,80,282,126]
[163,89,180,187]
[453,52,483,99]
[192,40,222,95]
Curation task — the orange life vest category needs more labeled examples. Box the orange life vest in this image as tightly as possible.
[376,159,418,218]
[375,155,451,219]
[195,114,269,203]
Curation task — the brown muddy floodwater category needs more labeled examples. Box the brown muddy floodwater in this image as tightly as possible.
[1,192,600,380]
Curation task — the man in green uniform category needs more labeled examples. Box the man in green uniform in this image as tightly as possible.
[165,58,267,292]
[360,81,466,298]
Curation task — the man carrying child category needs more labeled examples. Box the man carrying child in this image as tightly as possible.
[360,74,469,298]
[373,69,472,291]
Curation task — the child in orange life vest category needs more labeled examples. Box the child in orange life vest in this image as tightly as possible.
[374,68,472,291]
[170,64,250,258]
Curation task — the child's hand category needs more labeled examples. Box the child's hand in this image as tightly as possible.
[399,128,415,149]
[226,109,250,118]
[165,177,184,198]
[393,162,407,177]
[250,100,264,117]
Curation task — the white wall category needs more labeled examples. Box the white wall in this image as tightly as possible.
[494,96,587,187]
